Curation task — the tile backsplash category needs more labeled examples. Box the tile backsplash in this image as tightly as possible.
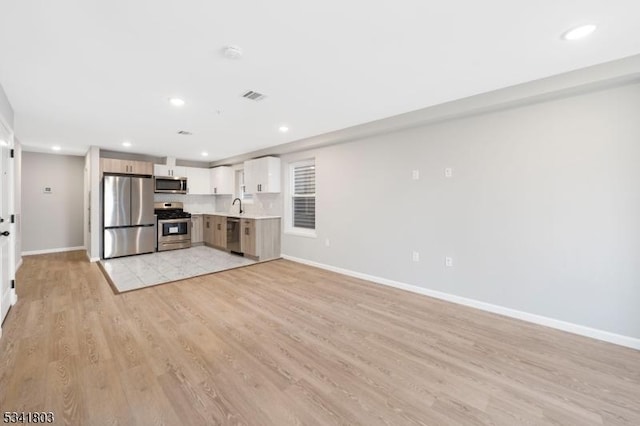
[215,193,283,217]
[153,193,283,216]
[154,193,216,213]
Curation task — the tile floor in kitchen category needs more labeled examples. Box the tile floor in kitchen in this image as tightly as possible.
[100,245,256,293]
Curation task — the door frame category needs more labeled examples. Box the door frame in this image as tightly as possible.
[0,113,17,338]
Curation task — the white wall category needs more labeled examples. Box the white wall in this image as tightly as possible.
[84,151,90,257]
[0,83,13,130]
[85,146,102,262]
[22,152,84,253]
[281,81,640,341]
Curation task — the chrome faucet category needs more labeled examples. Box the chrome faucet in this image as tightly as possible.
[232,197,243,214]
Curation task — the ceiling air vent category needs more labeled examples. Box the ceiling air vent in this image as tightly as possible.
[242,90,266,101]
[177,130,193,135]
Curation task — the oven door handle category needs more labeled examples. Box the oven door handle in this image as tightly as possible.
[158,218,191,224]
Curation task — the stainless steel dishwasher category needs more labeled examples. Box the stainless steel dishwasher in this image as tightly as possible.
[226,217,241,253]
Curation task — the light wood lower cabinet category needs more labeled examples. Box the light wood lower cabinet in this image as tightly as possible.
[241,218,280,261]
[203,215,226,249]
[204,214,280,261]
[190,215,203,244]
[212,215,227,249]
[203,215,215,246]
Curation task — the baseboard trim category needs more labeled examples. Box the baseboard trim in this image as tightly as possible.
[16,258,23,271]
[85,250,100,262]
[281,254,640,351]
[22,246,85,256]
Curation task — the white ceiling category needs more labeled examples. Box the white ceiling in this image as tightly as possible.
[1,1,639,161]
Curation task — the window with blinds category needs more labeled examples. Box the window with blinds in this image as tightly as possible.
[291,160,316,230]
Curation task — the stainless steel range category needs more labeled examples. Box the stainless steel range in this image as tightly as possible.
[155,202,191,251]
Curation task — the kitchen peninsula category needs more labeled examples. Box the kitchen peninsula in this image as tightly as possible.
[197,213,281,262]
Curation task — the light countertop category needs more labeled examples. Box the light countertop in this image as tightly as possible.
[189,211,281,220]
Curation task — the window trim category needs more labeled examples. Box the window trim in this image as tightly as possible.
[285,158,316,238]
[233,166,253,204]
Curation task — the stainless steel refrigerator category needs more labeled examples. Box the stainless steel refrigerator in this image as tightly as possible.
[103,175,155,258]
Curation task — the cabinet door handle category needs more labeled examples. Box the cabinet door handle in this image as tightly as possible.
[245,227,250,236]
[214,187,217,194]
[206,222,210,228]
[217,224,221,230]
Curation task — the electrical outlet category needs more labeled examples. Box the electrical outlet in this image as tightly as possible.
[412,169,420,180]
[412,251,420,262]
[325,238,330,247]
[444,168,453,178]
[445,257,453,267]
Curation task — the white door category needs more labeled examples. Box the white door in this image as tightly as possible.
[0,121,13,326]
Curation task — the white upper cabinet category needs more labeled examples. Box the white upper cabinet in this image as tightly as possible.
[154,164,210,194]
[244,156,281,193]
[185,167,211,195]
[210,166,234,195]
[154,164,187,178]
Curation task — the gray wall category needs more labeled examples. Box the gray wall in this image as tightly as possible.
[281,81,640,339]
[22,152,84,252]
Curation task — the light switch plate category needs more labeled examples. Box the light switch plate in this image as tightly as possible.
[43,187,53,194]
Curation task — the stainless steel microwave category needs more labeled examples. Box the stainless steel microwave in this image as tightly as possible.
[154,176,188,194]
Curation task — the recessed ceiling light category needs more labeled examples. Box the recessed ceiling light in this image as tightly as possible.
[169,97,185,107]
[279,126,289,133]
[563,24,597,40]
[122,141,132,147]
[201,151,209,157]
[52,145,61,151]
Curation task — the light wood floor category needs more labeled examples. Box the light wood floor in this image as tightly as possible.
[1,251,639,425]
